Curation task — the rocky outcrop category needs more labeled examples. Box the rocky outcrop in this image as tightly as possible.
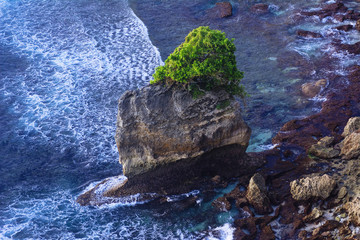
[308,136,339,159]
[342,117,360,137]
[344,197,360,226]
[246,173,272,214]
[116,84,251,178]
[290,174,336,201]
[341,131,360,159]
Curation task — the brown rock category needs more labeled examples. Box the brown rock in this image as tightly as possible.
[250,4,269,14]
[246,173,273,214]
[297,30,322,38]
[342,117,360,137]
[311,220,341,237]
[213,2,232,18]
[211,175,221,184]
[337,186,348,199]
[301,79,326,98]
[259,225,275,240]
[356,19,360,31]
[303,207,323,223]
[308,136,340,159]
[212,196,231,212]
[341,131,360,159]
[344,197,360,226]
[290,174,336,201]
[234,217,257,239]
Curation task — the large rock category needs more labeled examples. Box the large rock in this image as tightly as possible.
[308,136,339,159]
[301,79,327,98]
[344,197,360,226]
[341,131,360,160]
[115,84,251,178]
[290,174,336,201]
[246,173,272,214]
[210,2,232,18]
[342,117,360,137]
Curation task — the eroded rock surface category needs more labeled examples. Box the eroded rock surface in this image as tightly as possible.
[246,173,272,214]
[290,174,336,201]
[308,136,339,159]
[116,84,251,178]
[341,131,360,159]
[342,117,360,137]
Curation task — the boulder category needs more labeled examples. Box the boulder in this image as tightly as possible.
[301,79,327,98]
[303,207,323,223]
[211,2,232,18]
[308,136,339,159]
[342,117,360,137]
[115,84,251,178]
[290,174,336,201]
[246,173,272,214]
[250,4,269,14]
[341,131,360,159]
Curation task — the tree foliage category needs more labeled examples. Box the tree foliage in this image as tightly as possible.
[150,26,246,98]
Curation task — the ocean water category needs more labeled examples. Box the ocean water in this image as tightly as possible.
[1,0,359,239]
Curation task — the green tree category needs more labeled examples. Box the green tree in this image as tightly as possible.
[151,26,246,98]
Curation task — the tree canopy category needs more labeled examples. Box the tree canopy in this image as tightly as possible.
[150,26,246,98]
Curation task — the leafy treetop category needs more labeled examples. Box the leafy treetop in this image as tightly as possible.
[150,26,246,98]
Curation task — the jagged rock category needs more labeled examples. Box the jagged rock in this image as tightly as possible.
[344,197,360,226]
[259,225,275,240]
[290,174,336,201]
[296,30,322,38]
[250,4,269,14]
[210,2,232,18]
[308,136,339,159]
[311,220,341,238]
[212,196,231,212]
[342,117,360,137]
[301,79,327,98]
[303,207,323,223]
[341,131,360,159]
[115,84,251,177]
[246,173,272,214]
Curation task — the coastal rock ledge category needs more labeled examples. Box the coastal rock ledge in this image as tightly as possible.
[77,84,263,206]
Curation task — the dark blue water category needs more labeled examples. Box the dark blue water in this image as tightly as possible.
[1,0,360,239]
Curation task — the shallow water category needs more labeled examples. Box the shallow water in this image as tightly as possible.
[1,0,360,239]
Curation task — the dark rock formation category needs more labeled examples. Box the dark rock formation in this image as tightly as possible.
[290,174,336,201]
[246,173,272,215]
[212,196,231,212]
[296,30,322,39]
[115,84,251,178]
[250,4,269,14]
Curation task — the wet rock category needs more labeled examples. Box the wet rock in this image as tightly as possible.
[322,2,347,13]
[298,230,308,240]
[250,4,269,14]
[211,175,221,185]
[301,79,327,98]
[296,30,322,38]
[303,207,323,223]
[246,173,273,214]
[338,186,347,199]
[334,14,345,22]
[342,117,360,137]
[259,225,275,240]
[341,131,360,159]
[338,41,360,54]
[236,197,248,209]
[211,2,232,18]
[116,84,251,177]
[308,136,340,159]
[290,174,336,201]
[335,24,353,32]
[344,197,360,226]
[234,217,257,239]
[212,196,231,212]
[356,19,360,31]
[311,220,341,238]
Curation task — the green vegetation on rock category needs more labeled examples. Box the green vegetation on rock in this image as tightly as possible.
[151,26,246,98]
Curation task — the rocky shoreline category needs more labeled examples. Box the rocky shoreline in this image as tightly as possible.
[78,0,360,239]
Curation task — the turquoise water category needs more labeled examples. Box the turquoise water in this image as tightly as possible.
[1,0,360,239]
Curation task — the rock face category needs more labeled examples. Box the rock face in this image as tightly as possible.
[342,117,360,137]
[115,84,251,178]
[341,131,360,159]
[290,174,336,201]
[246,173,272,214]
